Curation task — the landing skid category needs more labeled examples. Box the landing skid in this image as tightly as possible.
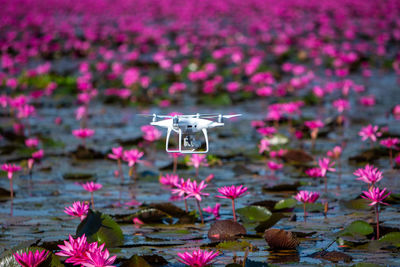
[166,128,209,154]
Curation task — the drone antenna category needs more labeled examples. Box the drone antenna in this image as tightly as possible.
[152,113,157,122]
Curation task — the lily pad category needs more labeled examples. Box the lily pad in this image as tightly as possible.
[121,255,152,267]
[378,232,400,247]
[76,210,123,247]
[340,198,371,211]
[274,198,297,210]
[236,206,272,223]
[216,240,253,251]
[340,220,374,237]
[63,172,95,180]
[310,251,352,263]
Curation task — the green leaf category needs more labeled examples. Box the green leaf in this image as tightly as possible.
[77,210,124,247]
[274,198,297,210]
[236,205,272,223]
[340,220,373,236]
[216,240,252,251]
[378,232,400,247]
[121,255,152,267]
[340,198,371,211]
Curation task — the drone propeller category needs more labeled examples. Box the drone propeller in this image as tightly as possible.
[138,114,174,118]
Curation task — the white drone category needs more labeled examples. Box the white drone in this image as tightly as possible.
[140,113,241,153]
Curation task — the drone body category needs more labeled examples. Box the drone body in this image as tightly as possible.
[141,113,241,153]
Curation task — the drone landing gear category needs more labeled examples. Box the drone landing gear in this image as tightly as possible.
[166,128,209,154]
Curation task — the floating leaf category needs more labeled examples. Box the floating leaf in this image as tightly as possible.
[237,206,272,223]
[311,251,352,263]
[340,198,371,211]
[340,220,373,237]
[121,255,152,267]
[76,210,123,247]
[63,172,94,181]
[274,198,297,210]
[378,232,400,247]
[216,240,252,251]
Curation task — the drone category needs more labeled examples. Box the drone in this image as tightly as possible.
[140,113,241,153]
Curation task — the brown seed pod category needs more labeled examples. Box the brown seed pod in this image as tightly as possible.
[264,228,300,249]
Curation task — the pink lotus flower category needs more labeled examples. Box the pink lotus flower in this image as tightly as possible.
[177,249,219,267]
[25,138,39,148]
[359,95,376,107]
[258,139,270,154]
[82,247,116,267]
[304,120,324,130]
[184,179,210,223]
[32,149,44,160]
[73,128,95,139]
[185,180,209,202]
[294,190,320,203]
[81,182,102,208]
[294,190,320,222]
[362,187,390,206]
[216,185,247,222]
[257,126,276,137]
[305,168,323,178]
[187,154,208,177]
[123,149,144,167]
[318,157,336,193]
[216,185,248,200]
[327,146,342,159]
[133,217,144,228]
[267,161,283,171]
[332,98,350,113]
[318,158,336,177]
[2,163,22,179]
[354,164,383,185]
[108,146,124,180]
[81,182,102,192]
[203,203,221,219]
[13,249,49,267]
[393,105,400,120]
[64,201,89,221]
[56,234,90,265]
[358,124,381,142]
[141,125,161,142]
[159,173,179,187]
[380,138,399,149]
[361,187,390,239]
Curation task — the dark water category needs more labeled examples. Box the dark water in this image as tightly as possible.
[0,71,399,266]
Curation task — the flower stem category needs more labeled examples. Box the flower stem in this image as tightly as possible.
[389,149,393,169]
[232,199,237,222]
[173,157,178,173]
[91,192,95,209]
[303,203,307,222]
[375,204,380,239]
[324,175,327,194]
[184,198,188,213]
[196,168,199,178]
[117,159,124,183]
[10,178,13,216]
[196,199,204,224]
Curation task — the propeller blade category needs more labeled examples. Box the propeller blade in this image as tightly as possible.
[137,114,173,118]
[223,114,242,118]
